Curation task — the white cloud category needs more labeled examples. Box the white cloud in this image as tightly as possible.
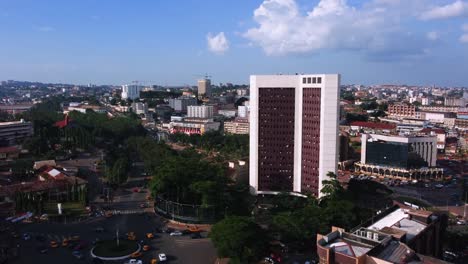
[427,31,440,41]
[36,26,55,32]
[206,32,229,55]
[243,0,429,58]
[420,1,468,20]
[461,33,468,43]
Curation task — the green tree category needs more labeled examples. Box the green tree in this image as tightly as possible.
[210,216,267,263]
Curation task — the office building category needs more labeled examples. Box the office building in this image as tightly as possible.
[388,104,416,118]
[355,134,442,180]
[168,97,197,112]
[187,105,213,118]
[131,102,148,115]
[121,84,143,100]
[0,120,33,146]
[444,97,466,107]
[238,104,250,119]
[198,78,211,98]
[421,97,431,106]
[224,119,249,135]
[250,74,340,197]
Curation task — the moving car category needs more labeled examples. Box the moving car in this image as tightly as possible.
[146,232,154,239]
[130,252,142,258]
[37,245,48,254]
[125,259,143,264]
[169,231,183,236]
[143,245,150,251]
[158,253,167,262]
[72,250,84,259]
[22,233,31,241]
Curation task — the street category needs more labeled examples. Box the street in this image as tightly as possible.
[12,213,216,264]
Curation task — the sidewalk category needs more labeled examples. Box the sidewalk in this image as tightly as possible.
[166,219,212,232]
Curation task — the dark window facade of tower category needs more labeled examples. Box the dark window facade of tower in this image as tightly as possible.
[258,87,295,192]
[301,88,321,196]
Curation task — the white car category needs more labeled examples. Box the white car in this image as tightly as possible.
[159,253,167,261]
[125,259,143,264]
[170,231,183,236]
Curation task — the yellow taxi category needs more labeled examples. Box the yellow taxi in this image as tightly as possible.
[62,239,69,247]
[50,240,58,248]
[130,252,142,258]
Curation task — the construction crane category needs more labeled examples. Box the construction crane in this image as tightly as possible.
[193,73,212,80]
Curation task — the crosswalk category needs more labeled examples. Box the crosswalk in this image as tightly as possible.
[110,209,146,215]
[27,232,76,242]
[173,238,210,246]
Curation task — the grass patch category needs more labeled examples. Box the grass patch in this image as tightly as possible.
[93,240,139,258]
[44,202,86,217]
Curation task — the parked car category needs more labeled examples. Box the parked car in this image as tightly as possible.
[35,235,46,242]
[95,227,105,233]
[191,232,202,239]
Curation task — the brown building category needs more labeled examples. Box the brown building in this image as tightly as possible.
[388,104,416,118]
[224,119,249,135]
[317,206,447,264]
[455,118,468,130]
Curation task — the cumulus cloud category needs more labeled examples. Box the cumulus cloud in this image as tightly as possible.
[461,34,468,43]
[206,32,229,55]
[420,0,468,20]
[427,31,440,41]
[243,0,430,58]
[463,23,468,31]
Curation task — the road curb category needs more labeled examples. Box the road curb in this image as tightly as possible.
[90,243,141,261]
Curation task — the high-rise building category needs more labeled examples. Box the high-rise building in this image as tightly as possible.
[197,78,211,98]
[187,105,213,118]
[249,74,340,197]
[121,84,143,100]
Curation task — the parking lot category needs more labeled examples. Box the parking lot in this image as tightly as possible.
[11,213,216,264]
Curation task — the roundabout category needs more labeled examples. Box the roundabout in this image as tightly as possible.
[91,239,141,261]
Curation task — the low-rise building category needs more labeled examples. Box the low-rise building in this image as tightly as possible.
[224,119,249,134]
[388,104,416,118]
[169,118,220,135]
[349,121,396,134]
[317,206,447,264]
[0,120,33,146]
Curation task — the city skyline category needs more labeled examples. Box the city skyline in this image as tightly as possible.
[1,0,468,86]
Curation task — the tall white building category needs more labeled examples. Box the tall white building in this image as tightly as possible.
[238,104,250,119]
[121,84,143,100]
[249,74,340,197]
[187,105,213,118]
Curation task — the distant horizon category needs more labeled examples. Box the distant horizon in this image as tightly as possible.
[2,78,468,89]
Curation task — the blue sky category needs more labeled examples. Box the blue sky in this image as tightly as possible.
[1,0,468,86]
